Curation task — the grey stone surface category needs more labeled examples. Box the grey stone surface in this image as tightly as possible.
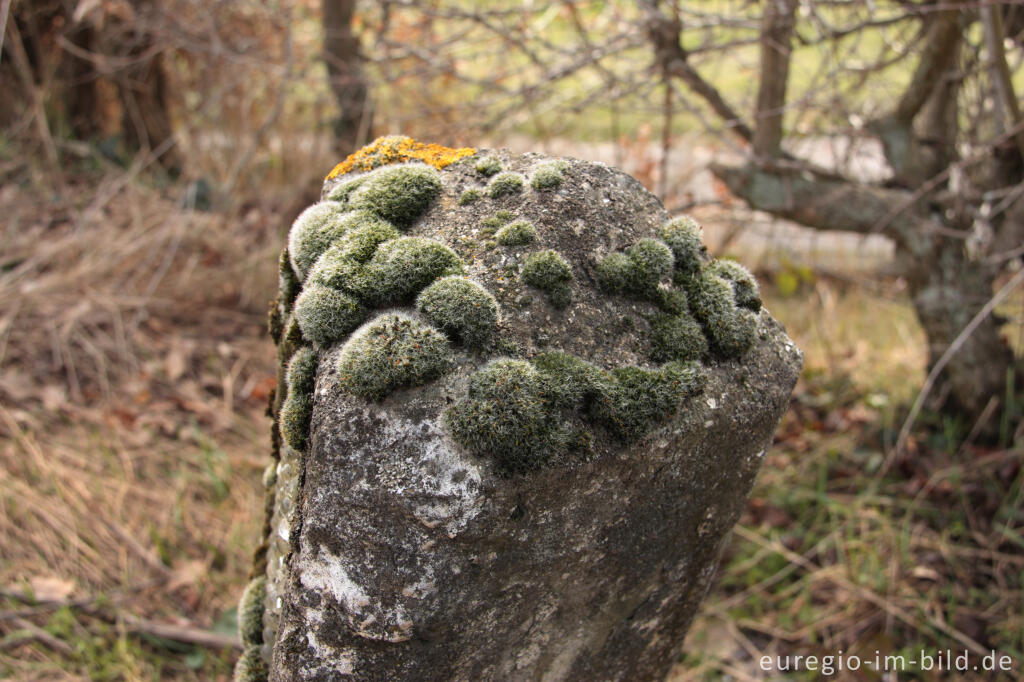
[252,142,801,681]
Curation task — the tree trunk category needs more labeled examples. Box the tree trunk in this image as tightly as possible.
[322,0,372,156]
[106,0,180,172]
[900,240,1017,424]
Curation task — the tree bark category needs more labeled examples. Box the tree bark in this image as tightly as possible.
[752,0,797,157]
[900,241,1016,422]
[323,0,372,156]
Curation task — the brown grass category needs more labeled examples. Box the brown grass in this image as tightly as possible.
[0,153,293,679]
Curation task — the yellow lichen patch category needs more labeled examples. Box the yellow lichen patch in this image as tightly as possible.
[326,136,476,180]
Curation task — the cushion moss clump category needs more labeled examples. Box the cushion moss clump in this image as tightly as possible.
[495,220,537,246]
[532,351,607,411]
[326,219,401,264]
[530,160,569,191]
[238,576,267,646]
[446,359,567,473]
[325,175,366,204]
[293,284,365,348]
[522,250,573,309]
[487,171,526,198]
[687,267,757,358]
[661,216,706,282]
[707,259,761,311]
[337,313,455,401]
[447,352,706,472]
[233,646,268,682]
[650,312,708,362]
[626,239,674,295]
[595,252,633,294]
[416,276,499,349]
[481,210,515,229]
[279,346,319,451]
[287,202,354,280]
[360,237,465,306]
[348,163,442,228]
[459,188,482,205]
[475,157,503,176]
[590,361,703,441]
[278,249,301,317]
[596,239,674,300]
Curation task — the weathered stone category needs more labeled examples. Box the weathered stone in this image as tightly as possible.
[247,137,802,682]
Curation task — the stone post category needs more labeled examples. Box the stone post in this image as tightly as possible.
[235,137,802,682]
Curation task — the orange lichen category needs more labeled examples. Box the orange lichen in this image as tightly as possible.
[326,136,476,180]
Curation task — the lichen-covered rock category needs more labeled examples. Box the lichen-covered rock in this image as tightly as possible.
[249,138,802,682]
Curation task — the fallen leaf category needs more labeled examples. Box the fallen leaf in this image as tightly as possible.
[28,576,76,602]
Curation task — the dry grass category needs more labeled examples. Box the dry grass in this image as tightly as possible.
[0,152,293,679]
[669,284,1023,681]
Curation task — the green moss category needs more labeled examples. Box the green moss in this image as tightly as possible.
[287,202,353,280]
[360,237,465,306]
[596,238,673,301]
[416,276,499,349]
[487,172,526,198]
[687,268,756,358]
[595,252,633,295]
[660,216,705,282]
[625,239,674,295]
[293,284,365,348]
[286,346,318,395]
[324,218,400,264]
[530,160,568,191]
[277,315,304,374]
[238,576,266,646]
[448,350,706,471]
[655,287,690,316]
[459,188,482,205]
[233,646,268,682]
[268,298,283,345]
[532,351,607,411]
[650,312,708,362]
[707,259,762,311]
[278,249,301,316]
[481,210,515,230]
[279,392,312,451]
[475,157,502,176]
[522,250,573,308]
[325,175,366,204]
[495,220,537,246]
[446,359,566,473]
[589,361,703,441]
[349,164,442,227]
[279,346,318,451]
[337,313,454,401]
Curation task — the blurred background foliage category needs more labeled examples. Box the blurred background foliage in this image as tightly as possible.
[1,1,1022,679]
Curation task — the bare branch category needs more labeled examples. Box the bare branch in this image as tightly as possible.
[709,160,933,248]
[639,0,753,143]
[982,3,1024,161]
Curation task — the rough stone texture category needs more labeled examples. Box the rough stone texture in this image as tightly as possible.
[255,143,802,681]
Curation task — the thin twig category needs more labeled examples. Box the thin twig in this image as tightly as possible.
[1,617,74,654]
[120,614,241,650]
